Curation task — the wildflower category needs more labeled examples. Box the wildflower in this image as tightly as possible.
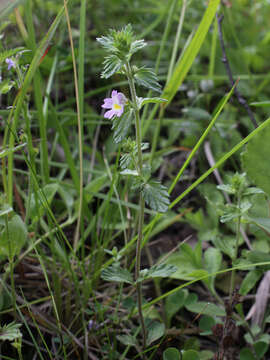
[6,58,16,70]
[102,90,126,119]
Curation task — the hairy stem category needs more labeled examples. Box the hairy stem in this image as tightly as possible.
[126,61,147,354]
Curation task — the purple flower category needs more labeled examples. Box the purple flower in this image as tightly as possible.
[102,90,126,119]
[6,58,16,70]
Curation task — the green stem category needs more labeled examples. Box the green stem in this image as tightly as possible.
[230,196,241,299]
[126,61,147,354]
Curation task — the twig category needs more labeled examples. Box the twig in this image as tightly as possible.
[216,13,258,129]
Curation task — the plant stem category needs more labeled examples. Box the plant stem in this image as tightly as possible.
[230,196,241,299]
[125,61,147,353]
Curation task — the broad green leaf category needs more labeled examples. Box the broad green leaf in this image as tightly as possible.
[101,264,133,284]
[117,334,136,346]
[165,289,188,326]
[254,342,269,358]
[141,180,170,213]
[138,264,177,282]
[185,301,225,317]
[242,124,270,196]
[112,108,134,143]
[146,321,165,346]
[212,236,235,259]
[182,350,200,360]
[163,348,181,360]
[0,214,27,259]
[0,143,27,158]
[162,0,220,105]
[0,0,26,20]
[0,322,22,342]
[248,216,270,234]
[239,270,262,296]
[134,67,161,92]
[199,315,215,335]
[246,251,270,270]
[240,348,256,360]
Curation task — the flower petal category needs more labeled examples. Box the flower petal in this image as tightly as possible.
[104,109,116,119]
[102,98,113,108]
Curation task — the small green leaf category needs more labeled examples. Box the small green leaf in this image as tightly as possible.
[141,180,170,213]
[0,80,15,94]
[138,264,177,282]
[120,169,139,176]
[246,251,270,270]
[146,321,165,346]
[137,97,167,110]
[0,322,22,342]
[117,334,137,346]
[250,101,270,107]
[134,67,161,92]
[0,143,27,158]
[101,54,123,79]
[112,108,134,144]
[240,348,256,360]
[182,350,200,360]
[165,290,188,326]
[185,301,225,317]
[163,347,181,360]
[239,270,262,296]
[101,264,133,284]
[0,214,27,259]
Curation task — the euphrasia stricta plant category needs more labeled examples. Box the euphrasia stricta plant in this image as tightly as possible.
[97,25,176,354]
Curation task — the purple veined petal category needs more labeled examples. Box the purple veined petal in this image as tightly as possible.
[104,109,116,119]
[102,98,113,108]
[111,90,118,98]
[117,92,126,105]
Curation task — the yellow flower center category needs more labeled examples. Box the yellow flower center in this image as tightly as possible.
[113,103,121,111]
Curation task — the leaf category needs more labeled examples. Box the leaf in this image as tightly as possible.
[141,180,170,213]
[0,204,13,217]
[212,236,235,259]
[138,264,177,282]
[117,334,136,346]
[112,108,134,144]
[0,322,22,342]
[248,216,270,234]
[239,270,262,296]
[246,251,270,270]
[0,214,27,259]
[0,143,27,158]
[0,47,25,64]
[134,67,161,92]
[101,264,133,284]
[242,123,270,197]
[137,97,167,110]
[185,301,225,317]
[101,54,123,79]
[165,290,188,326]
[163,347,181,360]
[182,350,200,360]
[240,348,256,360]
[250,101,270,107]
[146,321,165,346]
[130,39,147,55]
[120,169,139,176]
[162,0,220,105]
[204,247,222,290]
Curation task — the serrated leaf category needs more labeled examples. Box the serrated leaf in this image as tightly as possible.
[101,264,133,284]
[130,39,147,55]
[101,54,123,79]
[146,321,165,346]
[137,97,167,110]
[120,169,139,176]
[0,47,25,64]
[112,108,134,143]
[134,67,161,92]
[0,322,22,342]
[138,264,177,282]
[242,124,270,197]
[141,180,170,213]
